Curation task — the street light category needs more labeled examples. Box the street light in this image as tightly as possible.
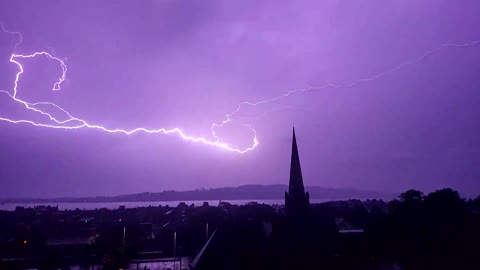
[173,231,177,270]
[122,226,126,265]
[206,223,209,242]
[173,231,177,257]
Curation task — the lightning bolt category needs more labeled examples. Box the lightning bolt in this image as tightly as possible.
[225,40,480,124]
[0,23,258,154]
[1,23,479,154]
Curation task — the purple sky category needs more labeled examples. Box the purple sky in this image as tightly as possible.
[1,0,480,198]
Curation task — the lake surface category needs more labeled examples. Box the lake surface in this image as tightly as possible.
[0,198,338,211]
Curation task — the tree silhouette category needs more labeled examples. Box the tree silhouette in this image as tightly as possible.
[424,188,463,220]
[389,190,428,269]
[399,189,424,202]
[421,188,466,269]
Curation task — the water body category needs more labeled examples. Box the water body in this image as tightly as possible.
[0,199,338,211]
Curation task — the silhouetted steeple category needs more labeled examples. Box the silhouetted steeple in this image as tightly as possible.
[289,127,305,196]
[285,127,310,219]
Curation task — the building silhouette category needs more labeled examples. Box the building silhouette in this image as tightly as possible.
[190,128,342,270]
[285,127,311,220]
[272,128,338,269]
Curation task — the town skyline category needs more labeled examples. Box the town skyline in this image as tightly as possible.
[1,0,480,198]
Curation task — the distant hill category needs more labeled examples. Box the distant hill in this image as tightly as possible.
[0,185,397,204]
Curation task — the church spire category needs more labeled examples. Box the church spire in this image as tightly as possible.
[289,127,305,195]
[285,127,310,219]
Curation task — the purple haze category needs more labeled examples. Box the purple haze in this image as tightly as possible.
[1,0,480,198]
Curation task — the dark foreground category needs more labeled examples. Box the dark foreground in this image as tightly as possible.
[0,188,479,270]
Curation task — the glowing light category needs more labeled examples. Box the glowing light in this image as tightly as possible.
[0,24,258,154]
[224,40,480,122]
[1,23,479,153]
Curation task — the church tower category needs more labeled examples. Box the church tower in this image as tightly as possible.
[285,127,310,220]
